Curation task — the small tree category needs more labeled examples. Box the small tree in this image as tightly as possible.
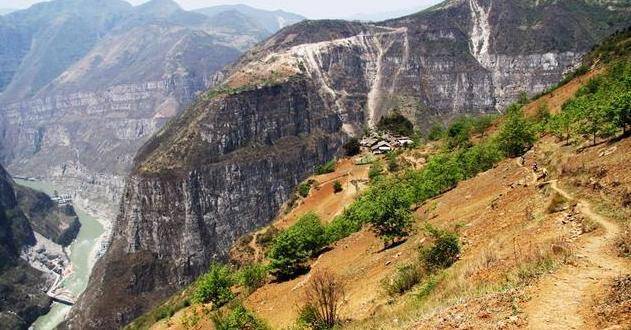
[333,181,343,193]
[446,117,472,150]
[299,270,346,329]
[268,213,327,279]
[368,161,383,181]
[192,263,234,307]
[343,138,361,156]
[427,124,446,141]
[610,91,631,135]
[367,187,413,248]
[497,104,536,157]
[237,263,268,292]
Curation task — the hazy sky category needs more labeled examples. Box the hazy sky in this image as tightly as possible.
[0,0,443,19]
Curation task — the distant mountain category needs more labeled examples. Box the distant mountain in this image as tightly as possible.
[0,0,297,222]
[0,8,15,15]
[195,4,305,34]
[345,6,429,22]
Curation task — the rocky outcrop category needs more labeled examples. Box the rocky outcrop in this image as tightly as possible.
[67,0,631,328]
[14,184,80,247]
[0,164,52,330]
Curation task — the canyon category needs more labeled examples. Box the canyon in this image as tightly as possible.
[59,0,630,328]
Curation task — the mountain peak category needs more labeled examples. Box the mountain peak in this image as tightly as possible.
[136,0,182,16]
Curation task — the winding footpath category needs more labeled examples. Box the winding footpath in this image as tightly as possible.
[524,180,630,329]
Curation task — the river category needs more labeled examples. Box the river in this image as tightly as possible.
[15,179,106,330]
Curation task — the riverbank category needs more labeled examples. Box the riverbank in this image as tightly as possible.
[15,179,109,330]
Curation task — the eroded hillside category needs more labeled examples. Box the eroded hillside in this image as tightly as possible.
[130,32,631,329]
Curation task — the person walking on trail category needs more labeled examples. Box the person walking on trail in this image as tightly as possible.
[532,162,538,172]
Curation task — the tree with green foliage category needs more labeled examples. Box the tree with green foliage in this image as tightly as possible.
[427,124,446,141]
[471,114,497,137]
[611,90,631,135]
[268,213,327,279]
[377,112,414,136]
[237,263,268,292]
[366,186,413,248]
[192,263,234,307]
[497,104,536,157]
[446,117,473,150]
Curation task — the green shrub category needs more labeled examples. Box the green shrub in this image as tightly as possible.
[427,124,446,141]
[315,160,336,175]
[386,152,400,172]
[343,138,361,156]
[237,263,268,292]
[497,104,536,157]
[298,181,312,198]
[446,117,473,150]
[471,114,497,136]
[368,161,384,181]
[268,213,327,279]
[324,214,363,243]
[333,181,343,193]
[212,304,268,330]
[377,112,414,136]
[421,226,460,271]
[382,264,424,296]
[192,263,234,307]
[297,303,320,329]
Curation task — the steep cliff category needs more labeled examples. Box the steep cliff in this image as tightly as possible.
[0,165,52,330]
[0,0,303,222]
[14,184,80,247]
[66,0,630,328]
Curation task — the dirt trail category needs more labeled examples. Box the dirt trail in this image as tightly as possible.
[524,180,630,329]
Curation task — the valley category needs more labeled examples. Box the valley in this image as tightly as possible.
[0,0,629,329]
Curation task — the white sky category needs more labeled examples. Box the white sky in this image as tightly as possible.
[0,0,443,19]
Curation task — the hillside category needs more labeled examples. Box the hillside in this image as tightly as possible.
[128,28,631,329]
[65,0,631,328]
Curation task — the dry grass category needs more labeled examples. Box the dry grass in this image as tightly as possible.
[614,224,631,258]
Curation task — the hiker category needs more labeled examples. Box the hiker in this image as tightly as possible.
[532,162,538,172]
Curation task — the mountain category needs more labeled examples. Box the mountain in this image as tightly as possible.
[195,4,305,34]
[63,0,631,328]
[0,8,15,15]
[0,0,303,223]
[0,164,52,329]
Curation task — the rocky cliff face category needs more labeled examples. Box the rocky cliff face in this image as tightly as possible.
[66,0,630,328]
[0,164,52,330]
[14,184,80,247]
[0,0,302,223]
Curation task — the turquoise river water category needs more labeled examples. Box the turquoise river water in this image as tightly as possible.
[15,179,105,330]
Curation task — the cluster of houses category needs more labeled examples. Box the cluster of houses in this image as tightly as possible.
[360,134,414,154]
[51,191,73,206]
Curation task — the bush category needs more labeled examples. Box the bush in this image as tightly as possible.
[382,264,424,296]
[427,124,446,141]
[343,138,361,156]
[324,215,362,243]
[421,226,460,271]
[212,304,268,330]
[316,160,336,175]
[300,270,346,329]
[471,114,497,136]
[298,181,312,198]
[386,152,400,172]
[237,263,268,292]
[192,263,234,307]
[497,104,536,157]
[377,112,414,136]
[268,213,327,279]
[446,117,473,150]
[368,161,383,181]
[333,181,343,193]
